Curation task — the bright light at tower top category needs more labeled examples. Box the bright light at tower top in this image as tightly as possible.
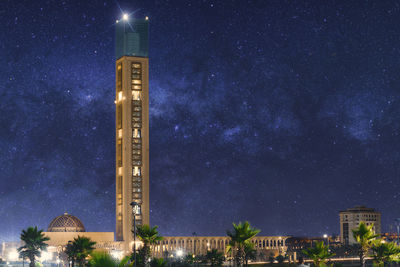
[122,13,129,21]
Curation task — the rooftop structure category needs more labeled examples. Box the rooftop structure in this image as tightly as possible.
[47,212,85,232]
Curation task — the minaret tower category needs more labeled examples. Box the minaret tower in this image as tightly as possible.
[115,14,149,250]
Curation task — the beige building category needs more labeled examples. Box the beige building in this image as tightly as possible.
[1,213,121,264]
[339,206,381,245]
[153,236,289,258]
[115,17,150,252]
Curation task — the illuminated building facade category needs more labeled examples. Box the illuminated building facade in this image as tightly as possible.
[115,16,150,249]
[339,206,381,245]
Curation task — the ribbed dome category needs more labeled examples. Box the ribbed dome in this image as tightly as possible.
[47,212,86,232]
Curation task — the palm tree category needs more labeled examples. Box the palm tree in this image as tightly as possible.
[302,241,335,267]
[352,222,379,267]
[18,226,50,267]
[66,236,96,267]
[371,241,400,266]
[87,251,133,267]
[226,221,260,267]
[204,249,225,267]
[243,242,257,266]
[135,224,163,265]
[65,241,78,267]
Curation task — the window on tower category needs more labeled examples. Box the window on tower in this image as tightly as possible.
[117,63,122,92]
[133,129,141,138]
[133,167,141,176]
[117,139,122,167]
[132,91,141,100]
[117,105,122,129]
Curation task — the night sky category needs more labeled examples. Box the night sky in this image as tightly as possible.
[1,0,400,241]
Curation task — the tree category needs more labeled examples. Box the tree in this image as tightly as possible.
[18,226,50,267]
[226,221,260,267]
[371,241,400,267]
[352,222,379,267]
[87,251,133,267]
[150,258,167,267]
[135,224,163,265]
[204,249,224,267]
[243,242,257,266]
[184,253,196,265]
[302,241,335,267]
[65,236,96,267]
[276,254,286,264]
[268,254,275,264]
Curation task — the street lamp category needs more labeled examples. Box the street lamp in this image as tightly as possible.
[323,234,330,250]
[131,201,141,267]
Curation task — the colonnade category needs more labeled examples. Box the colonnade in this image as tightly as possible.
[152,236,289,258]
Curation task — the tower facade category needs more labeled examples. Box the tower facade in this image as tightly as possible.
[115,17,150,248]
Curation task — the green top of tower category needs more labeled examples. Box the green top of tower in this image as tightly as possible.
[115,16,149,59]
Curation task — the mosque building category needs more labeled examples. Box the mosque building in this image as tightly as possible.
[0,15,289,265]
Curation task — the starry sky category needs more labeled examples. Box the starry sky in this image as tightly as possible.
[1,0,400,241]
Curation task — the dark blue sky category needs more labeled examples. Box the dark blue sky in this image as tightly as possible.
[1,0,400,241]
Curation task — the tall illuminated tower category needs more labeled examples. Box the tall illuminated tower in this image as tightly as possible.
[115,15,149,248]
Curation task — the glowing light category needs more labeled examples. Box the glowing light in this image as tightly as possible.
[122,14,129,21]
[111,250,123,260]
[323,234,328,238]
[40,251,53,262]
[8,250,18,261]
[116,20,119,23]
[145,16,149,20]
[176,249,183,257]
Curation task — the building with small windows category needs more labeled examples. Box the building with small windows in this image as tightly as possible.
[115,16,150,253]
[339,206,381,245]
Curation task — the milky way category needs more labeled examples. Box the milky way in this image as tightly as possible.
[1,0,400,241]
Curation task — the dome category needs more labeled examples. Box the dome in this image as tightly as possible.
[47,212,86,232]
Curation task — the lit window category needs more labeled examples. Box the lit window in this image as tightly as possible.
[133,167,141,176]
[132,85,141,90]
[118,129,123,138]
[132,63,141,69]
[118,91,123,101]
[133,129,141,138]
[117,63,122,92]
[117,105,122,129]
[132,80,141,85]
[132,91,141,100]
[117,139,122,167]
